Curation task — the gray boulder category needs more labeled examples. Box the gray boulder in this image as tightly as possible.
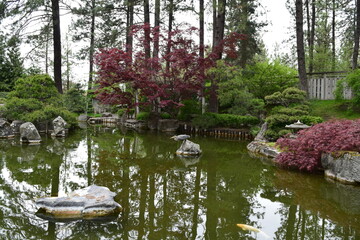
[20,122,41,143]
[176,139,202,156]
[321,152,360,184]
[35,185,121,221]
[10,120,24,134]
[51,116,67,137]
[0,119,14,138]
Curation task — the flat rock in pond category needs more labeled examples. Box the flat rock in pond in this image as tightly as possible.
[35,185,122,221]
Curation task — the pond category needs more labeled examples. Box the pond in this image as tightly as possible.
[1,125,360,239]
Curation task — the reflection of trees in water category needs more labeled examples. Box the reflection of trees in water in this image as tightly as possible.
[270,169,360,239]
[7,127,359,239]
[89,131,266,239]
[0,130,89,239]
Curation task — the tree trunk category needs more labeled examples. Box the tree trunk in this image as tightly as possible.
[239,0,249,68]
[199,0,204,59]
[166,0,174,72]
[88,0,95,91]
[332,0,336,71]
[295,0,308,93]
[153,0,160,58]
[352,0,360,69]
[51,0,62,94]
[200,0,205,113]
[144,0,151,59]
[309,0,315,73]
[209,0,226,113]
[212,0,226,59]
[126,0,134,59]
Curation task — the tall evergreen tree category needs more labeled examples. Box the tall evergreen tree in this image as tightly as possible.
[51,0,62,94]
[295,0,308,92]
[209,0,226,113]
[353,0,360,69]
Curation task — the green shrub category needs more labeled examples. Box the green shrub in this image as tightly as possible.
[298,115,323,125]
[0,92,8,99]
[160,112,171,119]
[178,99,201,121]
[265,87,306,107]
[9,74,60,102]
[271,106,308,116]
[63,87,86,113]
[335,69,360,107]
[192,112,259,129]
[192,113,219,129]
[2,97,43,120]
[117,108,126,117]
[263,87,323,141]
[136,112,150,121]
[242,60,298,99]
[2,74,78,128]
[278,129,292,137]
[208,61,266,116]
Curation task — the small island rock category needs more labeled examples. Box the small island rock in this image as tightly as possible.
[20,122,41,143]
[35,185,121,221]
[52,116,67,137]
[0,119,14,138]
[176,139,202,156]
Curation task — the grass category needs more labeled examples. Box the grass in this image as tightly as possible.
[309,100,360,121]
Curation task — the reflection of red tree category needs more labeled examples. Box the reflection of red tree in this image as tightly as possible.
[94,24,244,112]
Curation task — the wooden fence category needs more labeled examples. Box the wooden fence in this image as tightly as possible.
[307,72,352,100]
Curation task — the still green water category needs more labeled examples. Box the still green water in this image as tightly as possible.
[0,125,360,240]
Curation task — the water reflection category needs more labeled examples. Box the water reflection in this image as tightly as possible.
[0,126,359,239]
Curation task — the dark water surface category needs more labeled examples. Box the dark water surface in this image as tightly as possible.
[1,125,360,240]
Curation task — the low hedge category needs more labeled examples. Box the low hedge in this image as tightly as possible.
[192,112,259,129]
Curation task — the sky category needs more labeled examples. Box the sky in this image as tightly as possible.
[258,0,292,57]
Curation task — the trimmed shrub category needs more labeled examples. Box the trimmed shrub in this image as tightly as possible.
[192,112,259,129]
[2,74,78,128]
[9,74,60,102]
[264,87,323,141]
[2,97,43,121]
[192,113,219,129]
[136,112,150,121]
[276,119,360,172]
[160,112,171,119]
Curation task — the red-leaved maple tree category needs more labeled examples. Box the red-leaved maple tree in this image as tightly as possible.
[275,119,360,172]
[94,24,244,113]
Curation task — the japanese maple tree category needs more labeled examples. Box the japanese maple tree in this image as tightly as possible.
[94,24,243,113]
[275,119,360,172]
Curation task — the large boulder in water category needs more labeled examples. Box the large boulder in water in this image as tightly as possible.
[35,185,121,221]
[176,139,202,156]
[0,119,14,138]
[51,116,67,137]
[10,120,24,134]
[20,122,41,143]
